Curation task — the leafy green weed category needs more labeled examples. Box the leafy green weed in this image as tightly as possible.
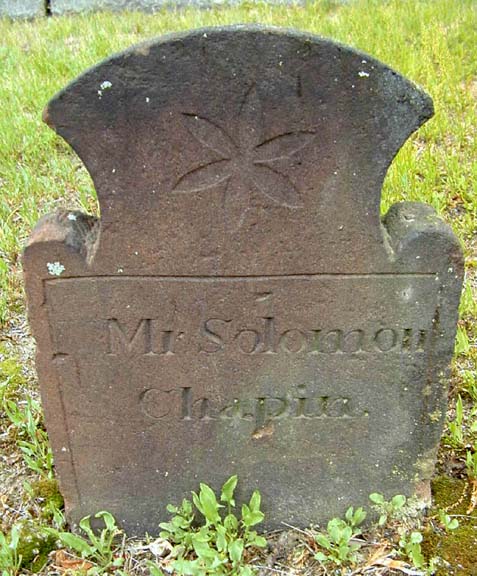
[156,475,266,576]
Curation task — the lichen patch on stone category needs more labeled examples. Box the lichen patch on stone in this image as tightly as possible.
[47,262,65,276]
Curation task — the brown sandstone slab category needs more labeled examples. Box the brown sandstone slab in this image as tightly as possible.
[23,26,463,534]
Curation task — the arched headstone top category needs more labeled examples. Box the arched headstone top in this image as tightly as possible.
[43,25,433,275]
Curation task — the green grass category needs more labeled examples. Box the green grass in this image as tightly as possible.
[0,0,476,573]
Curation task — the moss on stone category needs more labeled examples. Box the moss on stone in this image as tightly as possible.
[432,475,468,512]
[15,520,57,571]
[30,477,64,516]
[421,476,477,575]
[423,524,477,576]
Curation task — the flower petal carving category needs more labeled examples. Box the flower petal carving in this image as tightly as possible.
[255,131,315,161]
[173,159,231,193]
[223,177,251,232]
[182,114,236,158]
[238,87,262,151]
[175,88,312,226]
[249,164,303,208]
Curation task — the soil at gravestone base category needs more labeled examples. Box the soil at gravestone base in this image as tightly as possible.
[423,476,477,575]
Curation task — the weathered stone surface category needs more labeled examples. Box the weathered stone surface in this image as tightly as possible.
[24,26,463,534]
[0,0,44,18]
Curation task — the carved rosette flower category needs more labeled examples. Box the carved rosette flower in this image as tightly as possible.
[173,87,314,230]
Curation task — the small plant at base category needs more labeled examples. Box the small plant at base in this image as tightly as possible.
[0,525,22,576]
[462,369,477,403]
[157,475,266,576]
[466,448,477,479]
[455,325,470,356]
[0,352,26,399]
[51,511,124,573]
[4,397,54,478]
[44,500,67,530]
[445,395,465,448]
[313,506,366,568]
[369,493,406,526]
[465,446,477,513]
[437,510,459,532]
[399,531,425,569]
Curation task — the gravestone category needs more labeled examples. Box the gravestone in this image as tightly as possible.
[0,0,44,18]
[24,26,463,534]
[49,0,297,16]
[50,0,184,15]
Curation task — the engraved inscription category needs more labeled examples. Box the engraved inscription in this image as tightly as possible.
[107,319,184,356]
[140,385,368,431]
[107,316,429,356]
[173,86,314,229]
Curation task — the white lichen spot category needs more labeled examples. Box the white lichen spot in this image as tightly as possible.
[358,71,370,78]
[98,81,112,98]
[47,261,65,276]
[67,213,77,221]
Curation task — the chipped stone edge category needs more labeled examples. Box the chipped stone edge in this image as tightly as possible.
[383,201,464,508]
